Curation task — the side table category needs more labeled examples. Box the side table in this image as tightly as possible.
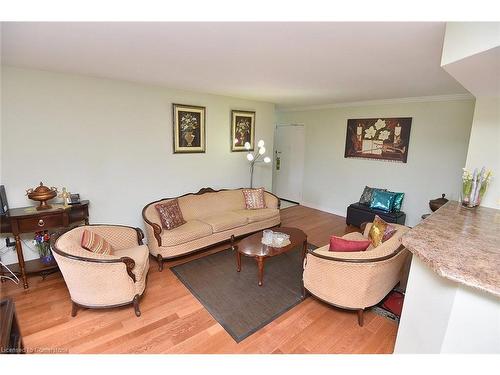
[0,201,89,289]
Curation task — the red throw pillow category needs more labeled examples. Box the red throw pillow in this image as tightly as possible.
[81,229,114,255]
[329,236,371,252]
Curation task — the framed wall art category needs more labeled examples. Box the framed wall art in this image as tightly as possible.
[173,103,206,153]
[344,117,412,163]
[231,110,255,152]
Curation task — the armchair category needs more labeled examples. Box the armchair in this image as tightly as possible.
[303,223,410,326]
[51,224,149,317]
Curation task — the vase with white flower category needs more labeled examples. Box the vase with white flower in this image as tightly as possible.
[461,167,493,208]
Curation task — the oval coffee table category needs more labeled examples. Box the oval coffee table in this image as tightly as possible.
[231,227,307,286]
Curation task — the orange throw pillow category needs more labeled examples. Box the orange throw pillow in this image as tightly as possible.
[242,188,266,209]
[81,229,114,255]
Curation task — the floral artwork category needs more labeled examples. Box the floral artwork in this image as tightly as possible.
[344,117,412,163]
[231,110,255,151]
[173,104,206,153]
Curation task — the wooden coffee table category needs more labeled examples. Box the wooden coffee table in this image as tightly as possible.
[231,227,307,286]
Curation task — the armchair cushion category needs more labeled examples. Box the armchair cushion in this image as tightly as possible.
[81,229,114,255]
[160,220,213,247]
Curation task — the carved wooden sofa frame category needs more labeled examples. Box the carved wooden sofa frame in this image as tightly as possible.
[142,187,281,271]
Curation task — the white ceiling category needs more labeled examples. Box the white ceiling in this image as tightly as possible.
[1,22,469,109]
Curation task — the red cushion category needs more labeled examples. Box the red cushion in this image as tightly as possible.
[329,236,371,252]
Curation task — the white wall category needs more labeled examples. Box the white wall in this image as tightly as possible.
[0,66,275,264]
[276,99,475,226]
[441,22,500,66]
[395,256,500,353]
[465,97,500,208]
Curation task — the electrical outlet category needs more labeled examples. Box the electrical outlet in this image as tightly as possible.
[5,238,16,248]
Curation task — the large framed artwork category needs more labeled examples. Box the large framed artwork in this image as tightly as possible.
[344,117,412,163]
[173,103,206,153]
[231,110,255,152]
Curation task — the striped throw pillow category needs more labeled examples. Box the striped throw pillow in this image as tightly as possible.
[81,229,114,255]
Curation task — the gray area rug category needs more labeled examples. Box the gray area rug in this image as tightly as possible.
[171,243,317,342]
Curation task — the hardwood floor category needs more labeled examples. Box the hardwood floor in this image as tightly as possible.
[0,205,398,354]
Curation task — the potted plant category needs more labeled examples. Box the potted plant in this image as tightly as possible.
[34,230,54,264]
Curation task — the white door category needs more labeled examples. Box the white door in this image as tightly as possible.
[273,124,305,203]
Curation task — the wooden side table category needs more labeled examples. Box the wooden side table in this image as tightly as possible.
[0,201,89,289]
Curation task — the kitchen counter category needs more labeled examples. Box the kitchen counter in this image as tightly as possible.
[395,200,500,353]
[402,200,500,297]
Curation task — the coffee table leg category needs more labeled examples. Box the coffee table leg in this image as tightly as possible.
[302,239,308,260]
[257,256,265,286]
[236,252,241,272]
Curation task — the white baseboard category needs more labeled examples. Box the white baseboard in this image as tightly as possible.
[300,201,347,218]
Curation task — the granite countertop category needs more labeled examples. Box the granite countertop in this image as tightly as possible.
[402,200,500,297]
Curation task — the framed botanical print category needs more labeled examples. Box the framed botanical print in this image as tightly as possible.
[231,110,255,152]
[344,117,412,163]
[173,103,206,153]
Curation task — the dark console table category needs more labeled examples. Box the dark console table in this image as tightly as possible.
[346,202,406,228]
[0,201,89,289]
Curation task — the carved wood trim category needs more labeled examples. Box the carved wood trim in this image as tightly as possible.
[120,257,136,282]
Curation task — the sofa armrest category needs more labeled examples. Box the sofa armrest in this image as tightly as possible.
[264,191,280,209]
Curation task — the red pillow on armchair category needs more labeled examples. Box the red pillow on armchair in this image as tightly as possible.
[329,236,371,252]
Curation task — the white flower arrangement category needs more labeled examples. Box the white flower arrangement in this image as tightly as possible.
[461,167,493,207]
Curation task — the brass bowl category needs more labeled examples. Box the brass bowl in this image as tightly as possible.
[26,182,58,210]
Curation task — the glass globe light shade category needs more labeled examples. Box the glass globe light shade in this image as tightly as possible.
[246,153,254,161]
[257,139,265,148]
[244,142,251,150]
[259,146,266,155]
[263,156,271,163]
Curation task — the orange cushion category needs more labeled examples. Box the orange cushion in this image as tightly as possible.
[81,229,114,255]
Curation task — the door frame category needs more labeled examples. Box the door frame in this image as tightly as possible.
[272,123,306,205]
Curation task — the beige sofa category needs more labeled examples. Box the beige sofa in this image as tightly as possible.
[52,224,149,317]
[303,223,410,326]
[142,188,281,270]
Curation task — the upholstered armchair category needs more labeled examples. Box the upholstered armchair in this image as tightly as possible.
[51,224,149,317]
[303,223,410,326]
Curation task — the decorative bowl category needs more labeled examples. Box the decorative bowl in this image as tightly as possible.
[26,182,58,210]
[429,193,448,212]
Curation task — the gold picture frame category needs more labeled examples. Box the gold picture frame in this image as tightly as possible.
[231,110,255,152]
[173,103,206,153]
